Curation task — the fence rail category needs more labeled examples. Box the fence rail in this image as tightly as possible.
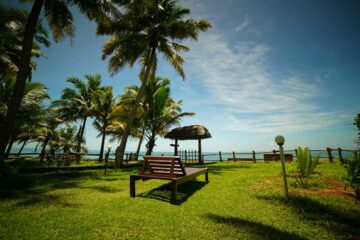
[202,148,358,164]
[7,147,359,165]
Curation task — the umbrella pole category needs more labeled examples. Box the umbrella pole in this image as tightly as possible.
[198,139,202,164]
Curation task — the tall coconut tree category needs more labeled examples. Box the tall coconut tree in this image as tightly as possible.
[16,123,40,155]
[52,74,102,162]
[0,76,49,155]
[0,3,50,78]
[106,94,144,159]
[98,0,211,165]
[36,109,62,162]
[116,85,146,159]
[92,86,116,162]
[0,0,117,158]
[143,77,194,155]
[58,125,78,156]
[354,113,360,148]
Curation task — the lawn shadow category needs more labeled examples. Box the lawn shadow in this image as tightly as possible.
[207,164,252,175]
[205,213,307,240]
[15,193,82,208]
[138,181,208,205]
[79,185,122,193]
[0,170,123,202]
[256,194,360,239]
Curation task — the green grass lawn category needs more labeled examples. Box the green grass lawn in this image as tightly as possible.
[4,157,120,168]
[0,161,359,240]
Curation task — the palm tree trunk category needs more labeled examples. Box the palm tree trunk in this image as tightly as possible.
[115,47,156,167]
[0,0,45,159]
[135,127,145,160]
[18,140,28,155]
[145,129,156,156]
[5,134,15,157]
[76,117,87,163]
[98,123,107,162]
[40,136,50,163]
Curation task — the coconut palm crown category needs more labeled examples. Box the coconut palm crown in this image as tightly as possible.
[0,0,117,158]
[52,74,103,162]
[98,0,211,164]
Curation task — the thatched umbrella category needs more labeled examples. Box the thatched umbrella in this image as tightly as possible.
[164,125,212,164]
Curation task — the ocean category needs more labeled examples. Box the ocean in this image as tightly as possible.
[10,147,356,162]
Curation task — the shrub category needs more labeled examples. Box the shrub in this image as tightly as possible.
[344,151,360,201]
[294,146,320,187]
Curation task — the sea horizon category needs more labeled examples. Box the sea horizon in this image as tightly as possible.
[9,147,355,161]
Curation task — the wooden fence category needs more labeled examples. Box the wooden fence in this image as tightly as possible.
[202,147,358,164]
[8,147,358,165]
[178,149,202,165]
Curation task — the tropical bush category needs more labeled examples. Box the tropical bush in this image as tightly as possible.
[294,146,320,187]
[344,151,360,200]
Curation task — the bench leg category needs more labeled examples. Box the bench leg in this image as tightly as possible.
[171,181,177,204]
[205,171,209,182]
[130,175,136,197]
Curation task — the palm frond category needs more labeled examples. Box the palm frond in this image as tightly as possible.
[44,0,75,42]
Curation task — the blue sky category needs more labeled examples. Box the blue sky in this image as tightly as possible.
[7,0,360,152]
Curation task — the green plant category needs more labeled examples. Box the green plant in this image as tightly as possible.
[354,113,360,147]
[295,146,320,187]
[344,151,360,200]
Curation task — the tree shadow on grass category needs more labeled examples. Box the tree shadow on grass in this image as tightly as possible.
[15,193,82,208]
[256,194,360,239]
[2,171,98,188]
[0,170,124,202]
[205,213,307,240]
[207,164,252,175]
[79,185,122,193]
[138,181,208,205]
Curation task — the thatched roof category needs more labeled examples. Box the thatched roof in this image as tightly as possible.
[164,125,212,140]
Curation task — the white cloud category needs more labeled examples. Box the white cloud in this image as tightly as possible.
[235,14,251,32]
[183,32,348,134]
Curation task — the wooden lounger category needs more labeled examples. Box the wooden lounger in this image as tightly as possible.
[130,155,208,204]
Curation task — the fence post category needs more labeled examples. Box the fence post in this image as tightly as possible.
[252,151,256,163]
[273,150,277,162]
[338,147,344,164]
[189,149,192,163]
[233,151,236,162]
[219,151,223,162]
[326,148,333,163]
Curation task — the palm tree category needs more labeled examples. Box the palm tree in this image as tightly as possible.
[36,110,62,162]
[117,85,146,159]
[98,0,211,165]
[143,77,194,155]
[0,0,116,158]
[16,123,39,155]
[58,125,78,157]
[354,113,360,148]
[92,87,116,162]
[0,77,49,155]
[0,3,50,78]
[52,74,102,162]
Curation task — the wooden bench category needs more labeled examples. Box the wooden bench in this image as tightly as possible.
[130,156,208,204]
[263,153,293,162]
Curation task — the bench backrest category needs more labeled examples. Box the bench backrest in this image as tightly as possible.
[141,156,186,177]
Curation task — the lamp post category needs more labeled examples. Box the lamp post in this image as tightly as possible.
[104,145,112,176]
[275,135,288,198]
